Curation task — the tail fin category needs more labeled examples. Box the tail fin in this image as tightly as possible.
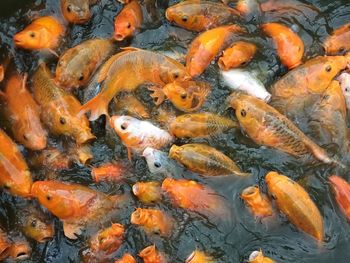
[78,94,109,121]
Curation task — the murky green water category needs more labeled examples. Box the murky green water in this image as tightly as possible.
[0,0,350,262]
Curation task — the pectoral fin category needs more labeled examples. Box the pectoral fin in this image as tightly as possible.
[63,222,83,239]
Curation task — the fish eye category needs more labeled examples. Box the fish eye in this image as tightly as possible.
[346,88,349,92]
[60,117,66,125]
[67,5,72,12]
[31,219,37,228]
[325,65,332,72]
[46,195,51,201]
[323,94,330,100]
[241,61,247,66]
[3,184,10,190]
[339,46,345,53]
[173,72,179,79]
[23,134,28,141]
[78,73,84,81]
[240,109,247,117]
[126,22,131,29]
[154,162,162,168]
[29,32,35,38]
[182,15,188,22]
[180,93,187,100]
[271,194,277,200]
[120,123,128,130]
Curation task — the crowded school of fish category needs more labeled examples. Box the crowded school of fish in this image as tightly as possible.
[0,0,350,262]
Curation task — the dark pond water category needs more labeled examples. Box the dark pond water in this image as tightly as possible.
[0,0,350,262]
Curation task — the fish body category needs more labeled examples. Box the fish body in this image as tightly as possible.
[29,148,72,171]
[110,115,173,157]
[132,181,162,204]
[115,254,137,263]
[324,22,350,55]
[131,208,173,237]
[218,41,257,70]
[165,1,240,32]
[265,171,324,241]
[329,175,350,221]
[142,147,183,175]
[18,202,54,243]
[261,23,304,69]
[162,178,229,220]
[186,250,214,263]
[169,113,238,138]
[56,38,115,89]
[249,250,276,263]
[337,72,350,110]
[31,180,126,239]
[220,69,271,102]
[115,94,149,119]
[155,80,210,112]
[61,0,99,24]
[8,237,31,261]
[169,144,249,176]
[114,0,143,41]
[80,48,190,121]
[32,64,95,145]
[13,16,64,50]
[91,163,125,182]
[308,80,349,153]
[0,129,32,197]
[1,73,47,150]
[0,229,10,261]
[139,245,167,263]
[186,25,245,77]
[270,55,348,117]
[241,186,273,218]
[229,92,335,164]
[89,223,124,255]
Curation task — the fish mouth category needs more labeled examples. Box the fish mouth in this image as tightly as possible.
[142,147,154,158]
[76,131,96,145]
[165,9,173,21]
[249,251,261,261]
[114,33,125,41]
[185,251,196,263]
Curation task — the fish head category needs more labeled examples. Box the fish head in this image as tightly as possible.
[159,59,191,85]
[61,0,91,24]
[142,147,169,174]
[110,115,141,147]
[3,169,32,198]
[186,250,212,263]
[31,181,77,219]
[8,240,31,261]
[168,144,183,162]
[248,250,265,263]
[163,81,210,112]
[114,13,136,41]
[265,171,290,196]
[90,223,124,254]
[329,175,349,195]
[21,212,54,243]
[165,4,200,31]
[337,72,350,102]
[13,27,46,50]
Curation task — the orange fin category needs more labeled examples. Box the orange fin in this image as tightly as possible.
[148,85,165,105]
[127,147,133,161]
[63,222,83,239]
[79,94,109,121]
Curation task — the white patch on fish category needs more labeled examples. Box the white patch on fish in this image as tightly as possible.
[220,69,271,102]
[337,72,350,110]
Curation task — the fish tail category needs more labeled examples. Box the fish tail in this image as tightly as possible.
[78,93,110,121]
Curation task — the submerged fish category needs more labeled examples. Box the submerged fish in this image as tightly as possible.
[13,16,64,51]
[329,175,350,222]
[165,1,240,32]
[229,92,337,164]
[61,0,100,24]
[248,250,276,263]
[114,0,143,41]
[132,181,162,204]
[261,22,304,69]
[218,41,257,70]
[114,94,150,119]
[150,80,211,112]
[169,144,250,177]
[185,250,215,263]
[220,69,271,102]
[162,178,230,220]
[80,48,190,121]
[56,38,115,89]
[1,73,47,150]
[32,64,95,145]
[142,147,183,175]
[186,25,245,77]
[91,163,125,182]
[139,245,167,263]
[110,115,173,159]
[266,171,324,241]
[131,208,173,237]
[29,147,72,171]
[0,129,32,198]
[324,22,350,55]
[115,254,137,263]
[31,181,127,239]
[241,186,273,218]
[169,112,238,138]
